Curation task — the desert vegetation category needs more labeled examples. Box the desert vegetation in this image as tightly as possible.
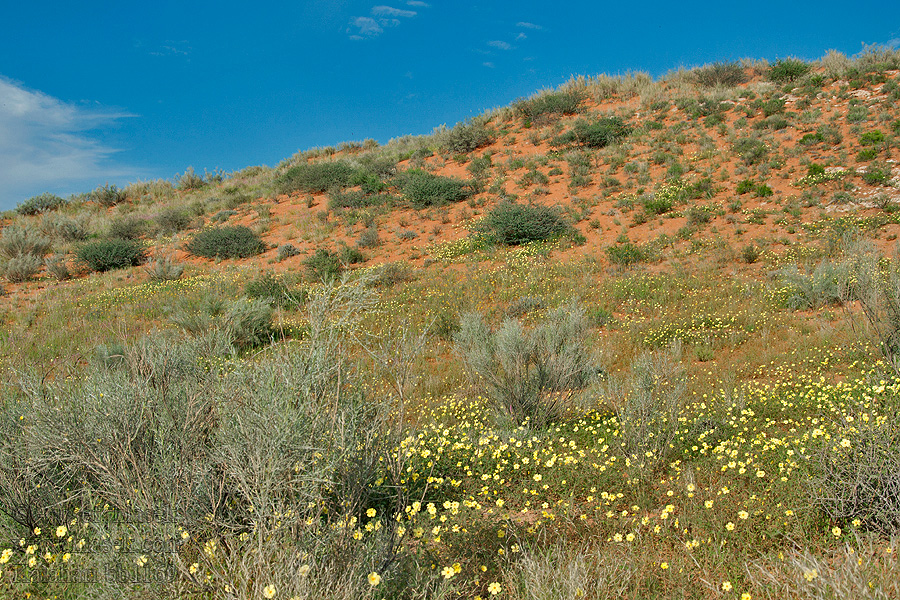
[2,47,900,599]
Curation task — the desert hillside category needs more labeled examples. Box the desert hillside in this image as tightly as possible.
[2,51,900,599]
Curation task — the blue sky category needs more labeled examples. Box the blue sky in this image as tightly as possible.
[1,1,898,210]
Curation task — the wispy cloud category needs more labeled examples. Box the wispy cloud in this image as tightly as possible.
[148,40,192,58]
[482,62,495,69]
[372,5,416,18]
[488,40,511,50]
[349,4,422,39]
[516,22,543,30]
[0,76,138,208]
[406,0,429,6]
[516,32,527,41]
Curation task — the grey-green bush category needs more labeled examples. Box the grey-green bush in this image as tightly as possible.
[606,343,685,471]
[0,225,52,260]
[3,254,43,282]
[454,302,597,428]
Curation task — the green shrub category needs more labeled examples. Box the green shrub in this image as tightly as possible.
[3,254,43,282]
[761,98,786,116]
[606,242,647,265]
[154,206,193,235]
[277,243,301,261]
[768,58,811,82]
[573,117,631,148]
[733,137,769,165]
[0,226,52,259]
[276,161,355,195]
[245,272,306,308]
[369,261,415,288]
[441,118,495,153]
[741,244,761,264]
[16,192,66,216]
[807,163,826,176]
[800,132,824,145]
[339,244,365,265]
[514,89,585,122]
[304,248,344,281]
[857,148,879,161]
[398,169,472,209]
[847,105,869,123]
[176,166,206,190]
[862,163,892,186]
[91,183,125,207]
[694,61,747,87]
[474,202,573,245]
[41,214,87,242]
[643,193,673,215]
[76,239,147,272]
[755,183,774,197]
[860,130,885,146]
[736,179,756,194]
[454,302,597,428]
[328,190,389,210]
[185,226,265,259]
[108,215,149,240]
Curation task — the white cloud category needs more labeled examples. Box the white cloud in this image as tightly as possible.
[516,22,543,30]
[351,16,385,37]
[407,0,429,6]
[516,32,527,41]
[372,5,416,18]
[349,5,419,39]
[482,62,495,69]
[488,40,511,50]
[0,76,138,208]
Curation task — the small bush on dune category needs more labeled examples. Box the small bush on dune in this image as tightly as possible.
[515,89,585,123]
[91,183,126,207]
[398,169,473,209]
[276,161,356,195]
[108,215,149,240]
[185,226,265,259]
[41,214,87,242]
[154,206,193,235]
[475,201,573,245]
[768,57,811,82]
[16,192,67,216]
[304,248,344,281]
[694,61,748,87]
[76,239,147,272]
[439,118,496,154]
[551,117,631,149]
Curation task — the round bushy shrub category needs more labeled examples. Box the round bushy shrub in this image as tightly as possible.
[399,170,472,209]
[768,58,811,82]
[76,239,147,272]
[16,192,67,216]
[4,254,43,282]
[185,226,265,259]
[476,202,572,245]
[276,161,356,195]
[91,183,125,207]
